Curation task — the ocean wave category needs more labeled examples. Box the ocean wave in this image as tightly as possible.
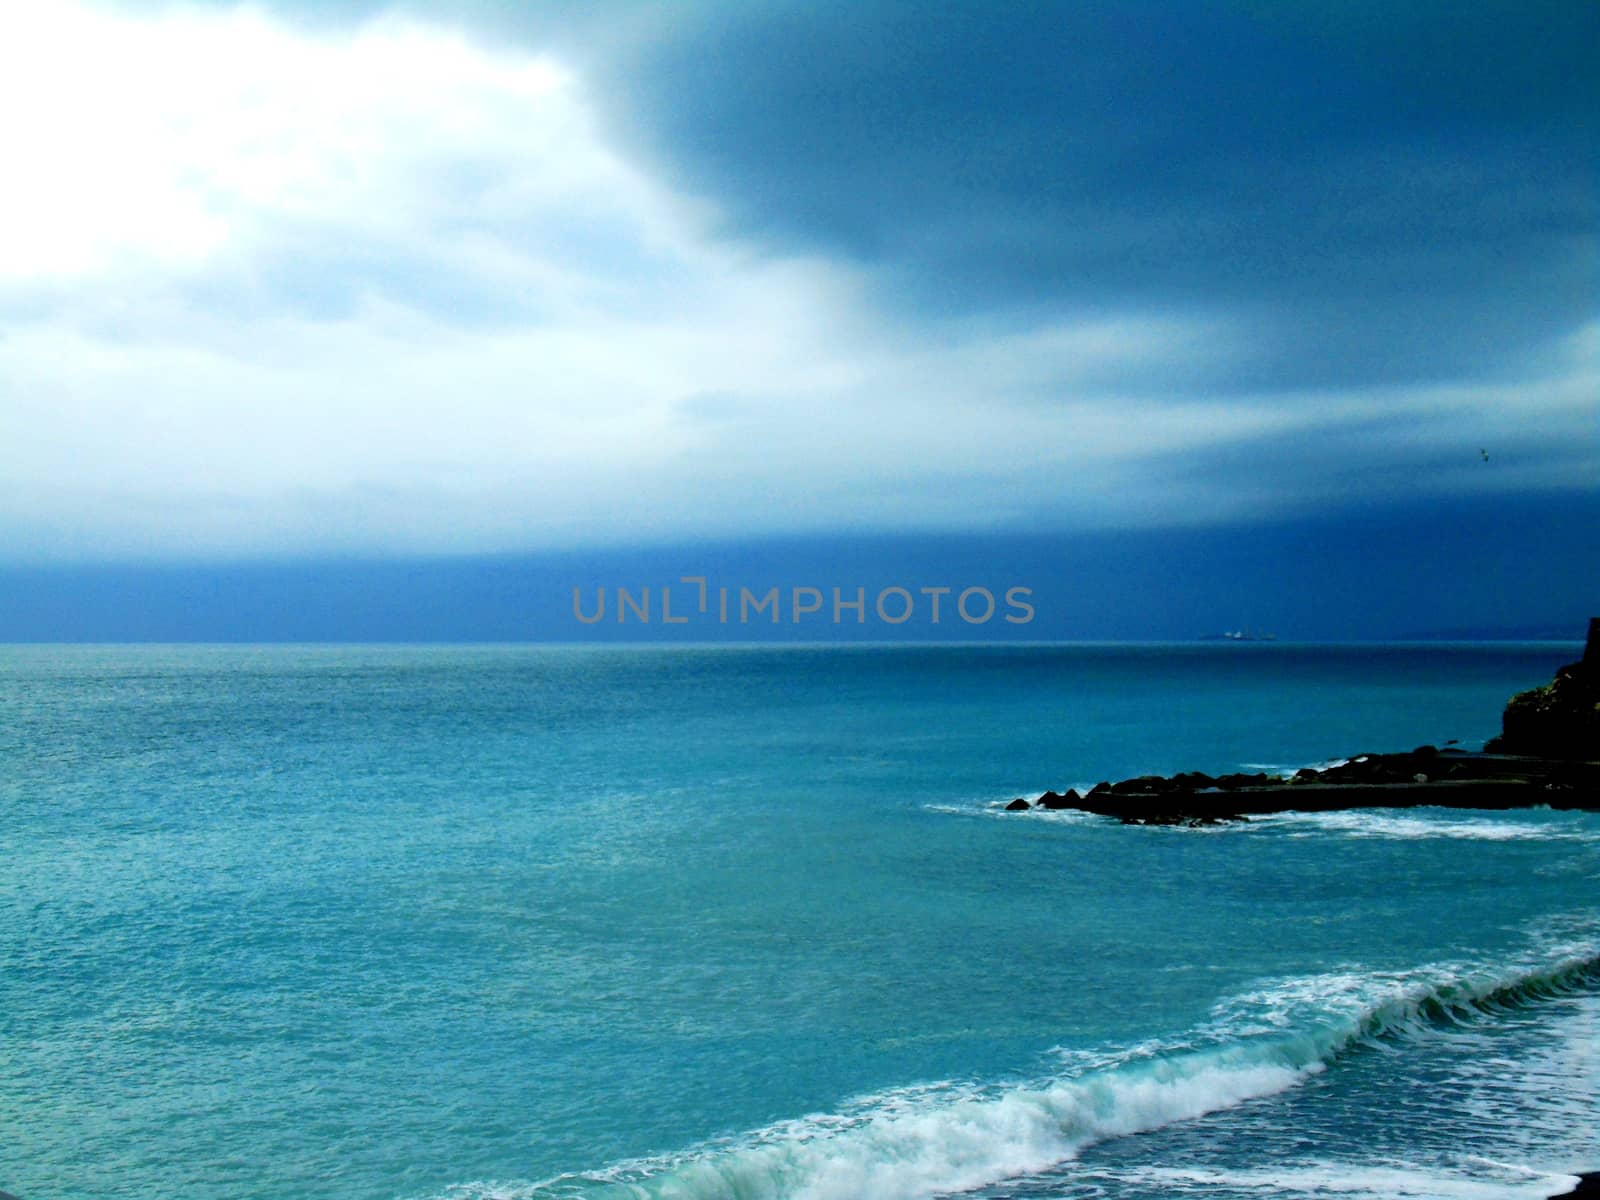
[1203,939,1600,1043]
[429,939,1600,1200]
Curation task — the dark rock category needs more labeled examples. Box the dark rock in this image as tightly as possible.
[1550,1171,1600,1198]
[1484,656,1599,759]
[1214,772,1273,790]
[1064,773,1598,825]
[1004,797,1031,811]
[1036,790,1080,810]
[1322,754,1413,784]
[1110,774,1174,795]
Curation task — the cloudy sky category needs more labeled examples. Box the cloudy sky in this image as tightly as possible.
[0,1,1595,636]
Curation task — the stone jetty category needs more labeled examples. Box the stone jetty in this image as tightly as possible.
[1005,619,1600,826]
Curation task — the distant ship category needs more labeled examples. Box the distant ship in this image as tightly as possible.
[1201,629,1279,641]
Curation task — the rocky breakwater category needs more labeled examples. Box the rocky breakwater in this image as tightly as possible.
[1006,620,1600,827]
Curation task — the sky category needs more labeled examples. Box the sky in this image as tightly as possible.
[0,1,1595,639]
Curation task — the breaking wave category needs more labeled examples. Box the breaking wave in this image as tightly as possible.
[431,940,1600,1200]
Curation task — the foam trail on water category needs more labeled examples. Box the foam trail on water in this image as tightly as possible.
[1113,1162,1580,1198]
[1247,810,1600,842]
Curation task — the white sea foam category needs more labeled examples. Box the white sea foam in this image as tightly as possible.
[921,796,1099,823]
[1110,1161,1579,1198]
[1249,809,1600,842]
[438,1052,1310,1200]
[1238,763,1296,775]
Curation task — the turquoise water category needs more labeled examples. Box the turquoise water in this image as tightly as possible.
[1,643,1595,1200]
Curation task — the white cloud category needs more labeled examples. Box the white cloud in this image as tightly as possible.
[0,3,585,276]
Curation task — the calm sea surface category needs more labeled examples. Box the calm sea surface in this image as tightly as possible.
[1,643,1595,1200]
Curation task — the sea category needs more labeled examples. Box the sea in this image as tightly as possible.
[1,642,1595,1200]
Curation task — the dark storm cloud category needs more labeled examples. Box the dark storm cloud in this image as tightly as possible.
[581,1,1596,391]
